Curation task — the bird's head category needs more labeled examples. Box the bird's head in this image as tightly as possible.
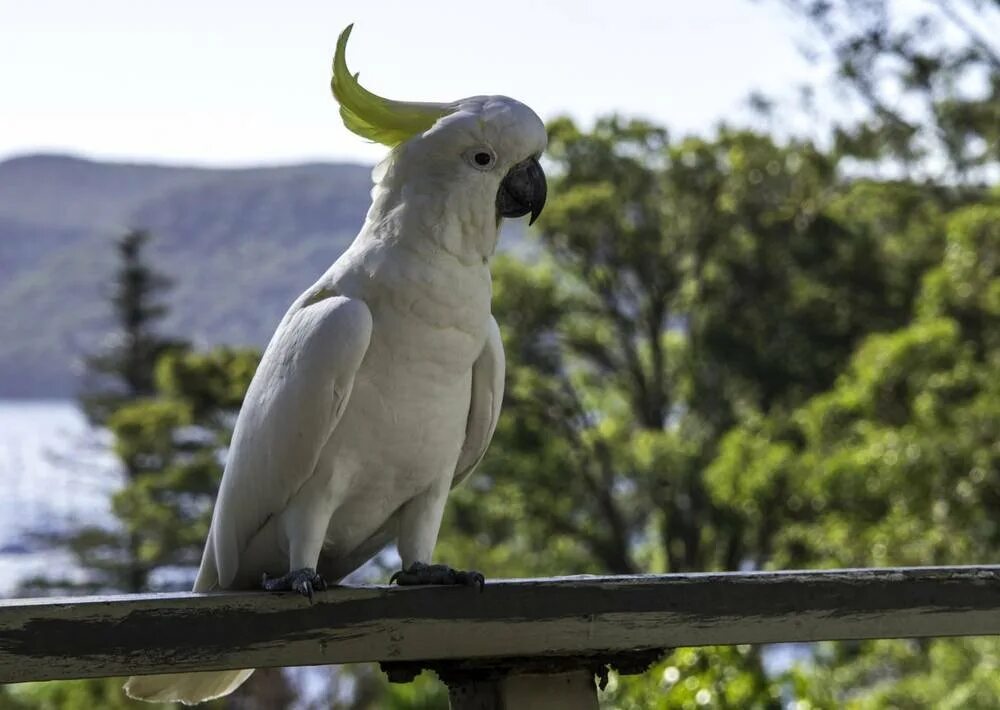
[331,25,547,229]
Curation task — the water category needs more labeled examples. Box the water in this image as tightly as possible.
[0,400,120,595]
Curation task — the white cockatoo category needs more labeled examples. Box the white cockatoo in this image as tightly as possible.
[123,24,546,705]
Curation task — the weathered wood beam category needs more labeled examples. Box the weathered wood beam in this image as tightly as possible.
[2,566,1000,684]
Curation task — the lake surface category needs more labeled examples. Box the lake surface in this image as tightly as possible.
[0,399,119,595]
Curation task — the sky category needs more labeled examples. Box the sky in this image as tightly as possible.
[1,0,824,166]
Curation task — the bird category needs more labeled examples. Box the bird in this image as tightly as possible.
[123,23,547,705]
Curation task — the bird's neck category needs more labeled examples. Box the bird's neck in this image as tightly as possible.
[360,158,500,266]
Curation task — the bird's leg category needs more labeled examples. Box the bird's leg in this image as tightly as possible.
[261,567,327,601]
[391,562,485,589]
[391,480,485,589]
[266,478,336,602]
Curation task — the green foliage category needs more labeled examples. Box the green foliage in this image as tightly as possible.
[105,347,261,579]
[918,205,1000,352]
[80,229,186,427]
[703,153,1000,705]
[789,638,1000,710]
[0,677,223,710]
[449,114,956,590]
[381,673,450,710]
[778,0,1000,177]
[601,647,781,710]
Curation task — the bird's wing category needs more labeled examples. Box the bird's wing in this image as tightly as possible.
[208,293,373,588]
[452,316,505,488]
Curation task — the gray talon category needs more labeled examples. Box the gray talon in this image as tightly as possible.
[262,567,327,601]
[391,562,485,590]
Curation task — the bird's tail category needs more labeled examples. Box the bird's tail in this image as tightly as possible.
[124,535,255,704]
[123,668,255,705]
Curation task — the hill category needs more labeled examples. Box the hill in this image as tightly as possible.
[0,154,525,397]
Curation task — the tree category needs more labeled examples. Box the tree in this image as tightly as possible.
[429,120,851,705]
[774,0,1000,179]
[709,202,998,707]
[80,229,185,429]
[429,114,996,707]
[106,346,260,589]
[445,116,946,579]
[19,230,186,595]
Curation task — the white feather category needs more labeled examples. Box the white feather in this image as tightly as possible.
[453,316,505,488]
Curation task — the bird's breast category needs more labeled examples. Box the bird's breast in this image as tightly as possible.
[317,344,474,517]
[314,245,494,505]
[364,248,493,380]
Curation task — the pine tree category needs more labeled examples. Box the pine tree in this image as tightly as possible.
[82,229,186,593]
[79,229,185,428]
[20,229,186,595]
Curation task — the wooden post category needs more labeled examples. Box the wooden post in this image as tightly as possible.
[446,670,598,710]
[384,659,607,709]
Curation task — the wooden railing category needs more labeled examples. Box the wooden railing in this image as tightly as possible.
[3,566,1000,708]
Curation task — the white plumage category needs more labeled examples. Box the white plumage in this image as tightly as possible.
[124,37,547,703]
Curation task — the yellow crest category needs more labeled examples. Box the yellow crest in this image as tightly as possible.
[331,25,451,147]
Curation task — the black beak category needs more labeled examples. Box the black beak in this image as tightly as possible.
[496,156,547,226]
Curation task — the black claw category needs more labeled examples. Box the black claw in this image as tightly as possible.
[459,570,486,590]
[262,567,327,602]
[391,562,485,590]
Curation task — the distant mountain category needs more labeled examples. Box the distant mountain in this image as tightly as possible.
[0,153,526,397]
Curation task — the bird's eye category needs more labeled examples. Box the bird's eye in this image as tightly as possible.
[465,147,496,171]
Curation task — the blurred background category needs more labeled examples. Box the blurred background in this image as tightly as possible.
[1,0,998,707]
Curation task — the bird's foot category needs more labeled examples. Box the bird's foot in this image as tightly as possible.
[261,567,327,601]
[390,562,485,590]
